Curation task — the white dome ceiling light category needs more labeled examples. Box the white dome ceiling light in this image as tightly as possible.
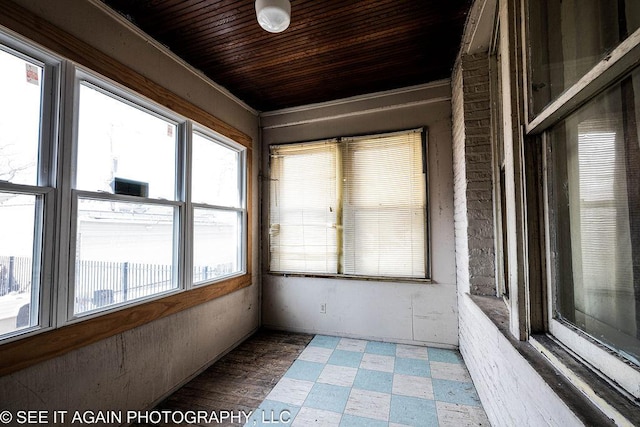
[255,0,291,33]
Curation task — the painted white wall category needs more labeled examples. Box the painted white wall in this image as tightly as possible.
[0,287,258,417]
[452,61,471,298]
[1,0,261,417]
[261,82,459,347]
[459,294,584,426]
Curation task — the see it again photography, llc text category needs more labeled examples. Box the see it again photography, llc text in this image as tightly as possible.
[0,409,293,425]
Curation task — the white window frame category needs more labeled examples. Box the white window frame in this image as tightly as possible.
[0,27,250,348]
[0,35,250,339]
[188,125,248,287]
[0,30,61,343]
[63,68,187,323]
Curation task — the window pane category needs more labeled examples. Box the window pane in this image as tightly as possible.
[76,83,177,200]
[550,67,640,365]
[269,142,338,274]
[528,0,640,115]
[343,132,426,278]
[74,198,177,315]
[0,193,39,335]
[0,48,42,185]
[192,133,240,207]
[193,208,241,283]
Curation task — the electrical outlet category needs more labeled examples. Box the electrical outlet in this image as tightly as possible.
[320,303,326,314]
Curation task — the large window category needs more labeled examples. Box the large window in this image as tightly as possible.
[191,130,246,284]
[548,67,640,367]
[0,31,248,343]
[527,0,640,399]
[0,40,58,339]
[269,129,428,279]
[72,80,182,316]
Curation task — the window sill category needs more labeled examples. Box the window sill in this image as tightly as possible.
[469,294,638,426]
[267,271,432,284]
[0,273,252,376]
[530,334,640,425]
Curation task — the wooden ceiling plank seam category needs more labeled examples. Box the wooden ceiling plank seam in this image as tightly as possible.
[179,13,443,63]
[100,0,472,111]
[109,0,212,28]
[176,10,463,64]
[125,0,239,30]
[194,18,462,70]
[175,1,438,57]
[197,19,456,77]
[224,42,455,86]
[170,0,427,48]
[221,44,453,93]
[148,3,256,37]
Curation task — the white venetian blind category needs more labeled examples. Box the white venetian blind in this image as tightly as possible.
[342,130,426,278]
[269,140,338,273]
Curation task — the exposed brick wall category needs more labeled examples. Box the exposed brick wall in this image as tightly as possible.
[452,53,496,296]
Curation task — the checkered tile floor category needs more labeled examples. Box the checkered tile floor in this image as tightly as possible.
[245,335,490,427]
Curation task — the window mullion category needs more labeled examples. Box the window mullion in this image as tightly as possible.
[191,202,244,212]
[54,60,76,329]
[34,55,61,334]
[422,128,431,280]
[336,140,344,275]
[72,190,184,206]
[182,121,192,290]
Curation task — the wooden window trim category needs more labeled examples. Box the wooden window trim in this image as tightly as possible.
[0,1,254,376]
[0,274,252,376]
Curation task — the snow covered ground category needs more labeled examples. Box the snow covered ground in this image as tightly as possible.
[0,291,30,335]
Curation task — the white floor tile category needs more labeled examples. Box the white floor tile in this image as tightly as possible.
[336,338,368,352]
[317,364,358,387]
[436,401,491,426]
[298,346,335,364]
[266,377,314,406]
[395,344,429,360]
[344,388,391,421]
[360,353,395,373]
[392,373,434,400]
[430,361,472,383]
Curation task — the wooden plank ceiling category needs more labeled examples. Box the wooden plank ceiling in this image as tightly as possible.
[102,0,471,112]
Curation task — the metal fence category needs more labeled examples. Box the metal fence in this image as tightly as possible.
[74,260,175,313]
[0,256,235,313]
[74,260,236,313]
[193,262,235,284]
[0,256,32,296]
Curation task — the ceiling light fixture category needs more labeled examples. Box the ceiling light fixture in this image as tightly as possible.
[255,0,291,33]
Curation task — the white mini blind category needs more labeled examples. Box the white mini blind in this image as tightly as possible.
[342,130,426,277]
[269,141,338,273]
[269,129,427,278]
